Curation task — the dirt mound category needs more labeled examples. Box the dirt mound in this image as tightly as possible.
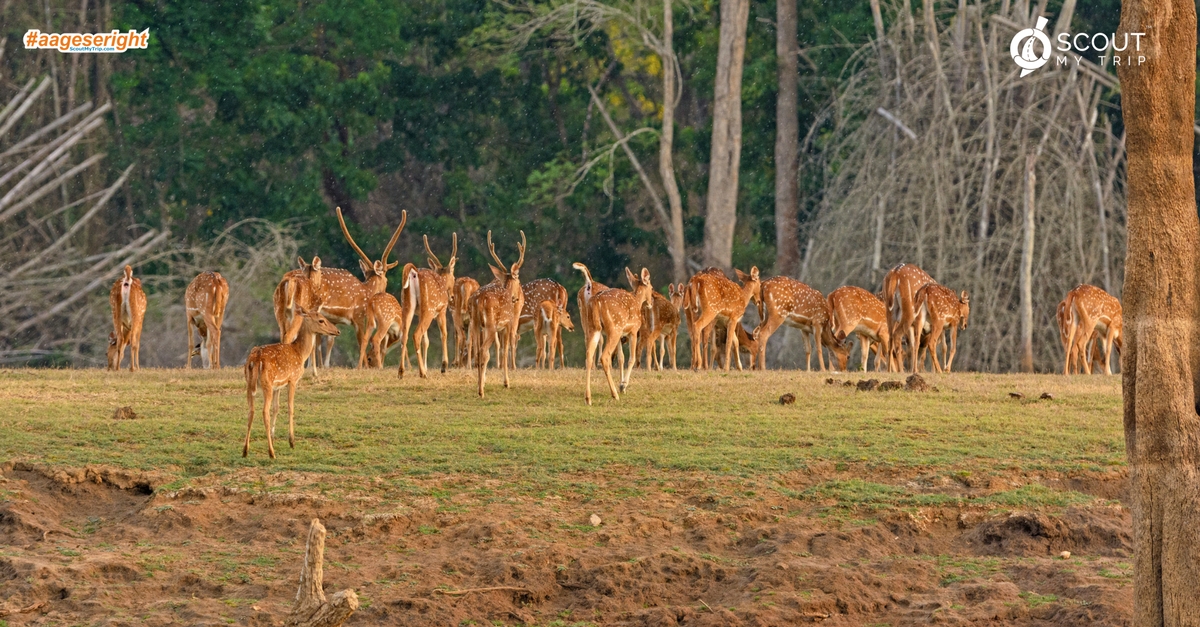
[961,507,1131,557]
[0,465,1133,626]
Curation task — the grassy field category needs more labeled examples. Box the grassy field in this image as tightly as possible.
[0,367,1124,485]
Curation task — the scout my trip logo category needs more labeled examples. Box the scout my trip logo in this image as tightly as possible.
[24,29,148,53]
[1010,15,1145,77]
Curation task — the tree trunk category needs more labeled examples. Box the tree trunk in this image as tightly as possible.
[1019,153,1035,372]
[1117,0,1200,625]
[773,0,799,277]
[703,0,750,271]
[660,0,686,284]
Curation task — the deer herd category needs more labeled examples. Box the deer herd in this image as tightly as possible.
[103,210,1124,457]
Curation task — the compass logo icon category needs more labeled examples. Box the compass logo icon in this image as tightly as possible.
[1010,16,1052,77]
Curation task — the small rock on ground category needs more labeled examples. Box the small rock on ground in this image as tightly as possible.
[904,374,931,392]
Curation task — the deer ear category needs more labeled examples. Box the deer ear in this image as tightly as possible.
[668,284,676,297]
[359,259,372,276]
[734,269,747,282]
[641,268,651,285]
[751,266,760,280]
[625,267,637,288]
[298,256,308,269]
[490,265,507,283]
[961,290,969,302]
[312,256,321,269]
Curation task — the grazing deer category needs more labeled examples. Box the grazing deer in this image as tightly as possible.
[398,234,458,378]
[185,271,230,369]
[1057,297,1106,375]
[1063,284,1122,375]
[243,308,340,459]
[513,278,569,369]
[320,207,405,368]
[711,322,761,369]
[913,285,970,373]
[882,263,936,372]
[637,287,683,370]
[470,231,526,398]
[753,276,844,371]
[366,287,408,370]
[108,265,146,371]
[452,276,480,367]
[828,286,891,372]
[578,265,655,404]
[688,267,762,371]
[273,257,325,375]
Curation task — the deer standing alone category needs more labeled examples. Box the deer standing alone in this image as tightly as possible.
[108,265,146,371]
[243,308,340,459]
[185,271,229,369]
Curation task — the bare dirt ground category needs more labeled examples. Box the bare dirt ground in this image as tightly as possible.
[0,461,1131,626]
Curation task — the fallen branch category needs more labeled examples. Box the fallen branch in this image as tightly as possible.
[431,586,533,596]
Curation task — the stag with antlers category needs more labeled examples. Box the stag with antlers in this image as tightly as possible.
[576,263,655,404]
[828,286,890,372]
[687,267,762,372]
[913,285,970,373]
[243,308,340,459]
[882,263,937,372]
[107,265,146,371]
[1062,284,1122,375]
[397,234,458,378]
[319,207,405,368]
[752,276,845,371]
[185,271,229,369]
[469,231,526,398]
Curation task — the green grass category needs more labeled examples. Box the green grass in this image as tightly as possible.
[0,368,1123,480]
[800,480,1097,510]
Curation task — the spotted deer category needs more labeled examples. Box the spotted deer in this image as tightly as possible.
[1057,296,1111,375]
[537,297,574,369]
[688,267,762,371]
[242,308,340,459]
[711,322,761,370]
[828,286,890,372]
[753,276,845,371]
[469,231,526,398]
[637,287,683,370]
[681,268,724,369]
[273,256,325,374]
[320,207,405,368]
[913,285,970,373]
[398,234,458,378]
[108,265,147,371]
[513,278,570,369]
[573,265,611,368]
[882,263,936,372]
[1063,284,1122,375]
[452,276,480,367]
[578,265,655,404]
[185,271,230,369]
[366,288,407,370]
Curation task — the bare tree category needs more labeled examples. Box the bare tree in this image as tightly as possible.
[1116,0,1200,623]
[703,0,750,271]
[774,0,800,276]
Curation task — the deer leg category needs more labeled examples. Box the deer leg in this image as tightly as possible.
[186,317,194,369]
[371,321,388,370]
[602,329,621,400]
[416,315,432,378]
[691,310,719,371]
[211,324,221,370]
[287,381,297,449]
[263,386,276,459]
[622,333,637,392]
[585,330,602,405]
[437,312,449,374]
[947,326,959,372]
[1103,327,1115,375]
[243,375,256,458]
[130,322,142,371]
[321,336,334,368]
[477,324,491,398]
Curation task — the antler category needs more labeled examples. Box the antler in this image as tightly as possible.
[423,235,442,270]
[380,210,407,267]
[487,230,506,269]
[512,230,526,272]
[335,207,372,266]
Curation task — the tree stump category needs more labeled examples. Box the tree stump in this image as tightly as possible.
[285,519,359,627]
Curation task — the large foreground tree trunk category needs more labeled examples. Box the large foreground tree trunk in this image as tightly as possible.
[773,0,800,276]
[703,0,750,271]
[1118,0,1200,624]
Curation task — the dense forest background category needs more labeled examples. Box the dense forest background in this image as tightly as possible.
[0,0,1193,370]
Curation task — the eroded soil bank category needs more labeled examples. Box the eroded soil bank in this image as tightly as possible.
[0,463,1131,626]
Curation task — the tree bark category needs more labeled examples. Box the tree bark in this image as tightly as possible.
[773,0,800,277]
[660,0,687,284]
[286,519,359,627]
[1117,0,1200,625]
[703,0,750,271]
[1019,154,1035,372]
